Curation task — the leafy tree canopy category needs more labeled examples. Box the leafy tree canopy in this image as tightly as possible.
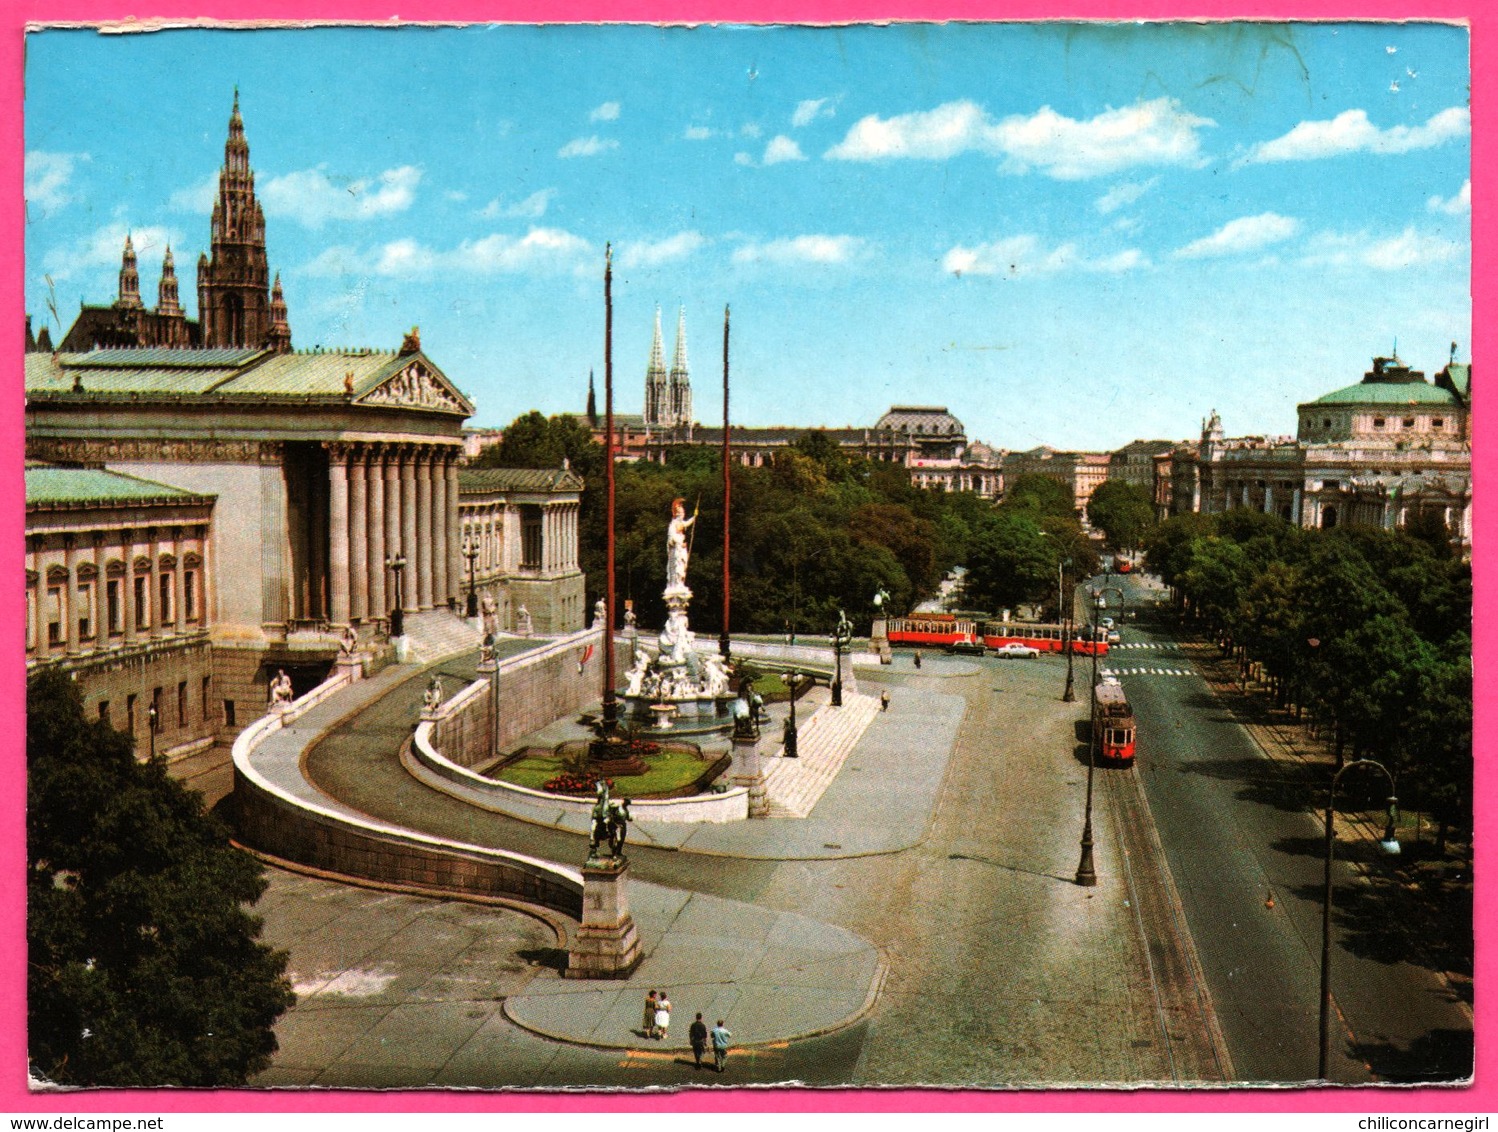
[999,473,1076,520]
[27,669,294,1087]
[1085,479,1157,552]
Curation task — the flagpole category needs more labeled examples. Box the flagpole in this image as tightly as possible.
[602,244,618,734]
[720,303,731,660]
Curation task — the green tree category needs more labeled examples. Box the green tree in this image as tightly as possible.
[1085,479,1156,551]
[27,669,294,1087]
[999,473,1075,519]
[963,513,1055,613]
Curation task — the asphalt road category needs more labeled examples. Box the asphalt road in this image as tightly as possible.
[1101,574,1472,1085]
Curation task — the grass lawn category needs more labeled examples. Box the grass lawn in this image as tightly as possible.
[494,746,719,798]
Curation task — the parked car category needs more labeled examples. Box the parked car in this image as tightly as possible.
[1101,617,1115,629]
[1107,629,1121,644]
[947,638,987,656]
[993,642,1040,659]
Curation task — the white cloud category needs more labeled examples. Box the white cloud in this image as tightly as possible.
[616,231,708,269]
[559,136,619,159]
[825,98,1213,180]
[479,189,555,220]
[684,125,716,141]
[445,190,469,203]
[41,222,180,282]
[740,123,763,139]
[763,136,807,165]
[300,226,592,278]
[1300,226,1465,271]
[590,101,621,122]
[1095,176,1158,215]
[733,152,755,167]
[1173,212,1300,259]
[26,151,88,212]
[1239,106,1470,165]
[792,97,836,128]
[732,234,863,265]
[260,164,421,227]
[168,173,219,214]
[1427,179,1471,215]
[942,233,1145,277]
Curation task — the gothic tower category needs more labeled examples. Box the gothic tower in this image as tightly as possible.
[644,306,668,428]
[668,306,692,430]
[115,234,142,310]
[196,90,289,351]
[154,245,192,348]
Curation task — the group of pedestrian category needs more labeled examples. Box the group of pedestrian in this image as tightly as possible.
[644,991,732,1073]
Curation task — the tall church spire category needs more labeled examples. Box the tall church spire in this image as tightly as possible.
[156,245,181,315]
[198,88,280,349]
[669,306,692,429]
[115,233,142,309]
[644,305,668,427]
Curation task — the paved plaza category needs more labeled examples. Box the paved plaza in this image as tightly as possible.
[244,645,1230,1088]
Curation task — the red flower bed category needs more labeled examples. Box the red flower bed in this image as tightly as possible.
[542,771,615,796]
[589,737,660,759]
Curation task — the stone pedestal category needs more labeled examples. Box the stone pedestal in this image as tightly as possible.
[335,654,363,682]
[730,731,769,818]
[870,617,893,664]
[566,858,643,979]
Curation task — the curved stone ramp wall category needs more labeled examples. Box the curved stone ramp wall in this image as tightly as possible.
[231,664,584,920]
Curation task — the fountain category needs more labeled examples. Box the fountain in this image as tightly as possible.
[616,497,738,736]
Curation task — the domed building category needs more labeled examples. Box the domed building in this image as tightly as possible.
[1191,352,1471,553]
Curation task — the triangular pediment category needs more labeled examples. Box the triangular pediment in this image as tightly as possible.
[357,355,473,416]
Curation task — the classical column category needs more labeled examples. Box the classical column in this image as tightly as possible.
[1293,486,1304,527]
[349,450,369,623]
[63,535,80,655]
[431,451,448,608]
[328,443,351,626]
[368,447,387,623]
[415,447,434,610]
[122,531,138,647]
[446,453,462,611]
[401,446,419,612]
[147,528,162,639]
[385,448,403,612]
[1264,483,1274,516]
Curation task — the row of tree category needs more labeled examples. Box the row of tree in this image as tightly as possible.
[1143,509,1472,845]
[478,414,1136,631]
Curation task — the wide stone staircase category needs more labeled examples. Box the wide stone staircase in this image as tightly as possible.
[401,609,484,662]
[761,690,881,818]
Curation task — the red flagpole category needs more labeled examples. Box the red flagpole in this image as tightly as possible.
[720,304,731,659]
[602,245,618,732]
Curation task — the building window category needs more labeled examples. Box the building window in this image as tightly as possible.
[134,575,148,627]
[1373,417,1386,429]
[224,699,236,728]
[126,693,137,736]
[184,570,197,621]
[1322,418,1331,429]
[98,701,110,726]
[47,587,62,645]
[1433,418,1446,430]
[107,580,122,634]
[159,573,174,625]
[1403,418,1415,429]
[77,582,92,641]
[177,681,188,728]
[521,506,543,569]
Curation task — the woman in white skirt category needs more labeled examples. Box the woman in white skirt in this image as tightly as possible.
[653,992,672,1041]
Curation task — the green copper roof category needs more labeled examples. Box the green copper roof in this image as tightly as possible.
[459,467,585,493]
[25,465,206,506]
[1307,380,1461,406]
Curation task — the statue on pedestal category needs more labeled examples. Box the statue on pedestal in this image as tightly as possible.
[516,605,533,637]
[479,632,496,668]
[339,624,359,657]
[588,779,631,862]
[423,674,444,717]
[269,669,294,709]
[593,597,608,630]
[666,497,696,592]
[480,590,498,636]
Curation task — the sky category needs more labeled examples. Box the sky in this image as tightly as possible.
[22,21,1471,451]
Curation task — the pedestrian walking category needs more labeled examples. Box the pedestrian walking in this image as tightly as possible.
[880,690,890,712]
[710,1019,732,1072]
[689,1013,709,1070]
[913,651,922,669]
[643,989,658,1038]
[654,993,672,1042]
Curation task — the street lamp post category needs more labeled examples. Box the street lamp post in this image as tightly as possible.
[1061,559,1076,703]
[783,671,800,758]
[147,704,159,761]
[386,552,407,638]
[462,536,479,619]
[831,609,852,708]
[1075,589,1107,886]
[1319,759,1400,1080]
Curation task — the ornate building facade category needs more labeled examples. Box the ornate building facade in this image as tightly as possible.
[57,92,291,354]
